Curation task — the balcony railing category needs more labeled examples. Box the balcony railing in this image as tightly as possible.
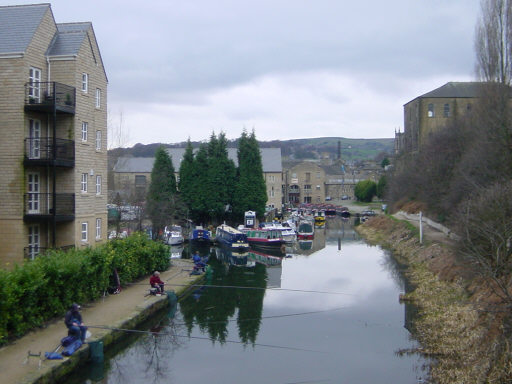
[24,82,76,114]
[23,193,75,221]
[24,137,75,167]
[288,186,300,194]
[24,245,75,260]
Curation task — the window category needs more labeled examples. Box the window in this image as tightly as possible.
[96,130,101,150]
[443,103,450,117]
[27,173,40,213]
[304,184,312,191]
[81,122,88,141]
[270,186,275,197]
[81,173,88,192]
[28,225,40,260]
[427,103,434,117]
[135,175,146,187]
[96,88,101,108]
[96,218,101,239]
[82,73,88,93]
[29,119,41,159]
[96,175,101,195]
[316,185,321,190]
[305,172,311,182]
[29,67,41,101]
[304,196,312,203]
[81,222,88,242]
[316,172,321,179]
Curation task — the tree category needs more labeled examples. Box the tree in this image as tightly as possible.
[475,0,512,85]
[147,146,177,238]
[380,157,390,169]
[455,181,512,304]
[376,175,387,199]
[354,180,377,203]
[233,130,267,220]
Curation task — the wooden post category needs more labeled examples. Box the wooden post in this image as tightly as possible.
[419,211,423,244]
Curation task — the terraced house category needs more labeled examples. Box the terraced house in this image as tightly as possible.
[0,4,108,267]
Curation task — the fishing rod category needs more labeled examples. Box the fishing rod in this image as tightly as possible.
[168,283,356,296]
[85,325,326,354]
[172,307,347,326]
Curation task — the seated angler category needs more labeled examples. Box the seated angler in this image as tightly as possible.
[64,303,87,342]
[150,271,165,294]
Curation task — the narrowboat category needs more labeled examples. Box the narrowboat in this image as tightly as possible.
[189,226,212,245]
[258,222,296,243]
[297,220,314,240]
[215,224,249,250]
[244,228,285,251]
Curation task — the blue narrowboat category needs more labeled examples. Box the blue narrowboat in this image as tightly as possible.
[215,224,249,250]
[189,226,212,244]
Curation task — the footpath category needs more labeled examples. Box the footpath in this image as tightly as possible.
[0,259,202,384]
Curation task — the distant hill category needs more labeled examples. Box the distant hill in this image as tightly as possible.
[108,137,394,170]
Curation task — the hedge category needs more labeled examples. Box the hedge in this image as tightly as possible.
[0,232,169,345]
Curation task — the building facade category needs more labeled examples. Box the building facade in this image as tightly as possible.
[284,162,326,205]
[0,4,108,266]
[397,82,480,154]
[112,148,283,211]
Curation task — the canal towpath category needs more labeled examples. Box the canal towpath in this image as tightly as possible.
[0,259,201,384]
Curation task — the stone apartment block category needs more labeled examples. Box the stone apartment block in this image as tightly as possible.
[0,4,108,267]
[397,82,481,154]
[112,148,283,210]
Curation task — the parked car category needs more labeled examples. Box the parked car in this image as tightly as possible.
[341,195,349,200]
[361,209,376,217]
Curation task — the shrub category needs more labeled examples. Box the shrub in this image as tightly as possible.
[0,233,169,345]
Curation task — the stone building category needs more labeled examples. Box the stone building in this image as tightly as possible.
[0,4,108,266]
[112,148,283,211]
[396,82,480,154]
[284,162,326,205]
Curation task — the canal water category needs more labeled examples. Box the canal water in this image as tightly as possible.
[68,218,426,383]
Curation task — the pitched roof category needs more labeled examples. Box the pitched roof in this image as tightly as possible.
[113,148,283,173]
[47,23,91,57]
[419,82,484,98]
[0,4,51,55]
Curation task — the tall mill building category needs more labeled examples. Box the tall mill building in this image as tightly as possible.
[0,4,108,266]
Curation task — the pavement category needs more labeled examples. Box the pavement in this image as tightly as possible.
[0,258,202,384]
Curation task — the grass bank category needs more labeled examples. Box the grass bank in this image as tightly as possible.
[356,215,512,384]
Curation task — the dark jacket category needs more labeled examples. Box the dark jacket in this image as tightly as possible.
[64,309,82,328]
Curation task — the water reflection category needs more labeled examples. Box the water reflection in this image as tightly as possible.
[66,217,426,384]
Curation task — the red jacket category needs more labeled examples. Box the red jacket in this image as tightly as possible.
[150,275,164,286]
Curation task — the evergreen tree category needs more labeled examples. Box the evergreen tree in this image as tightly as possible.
[179,139,195,210]
[147,146,177,237]
[234,130,267,220]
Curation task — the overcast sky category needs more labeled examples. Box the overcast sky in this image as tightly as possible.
[11,0,481,146]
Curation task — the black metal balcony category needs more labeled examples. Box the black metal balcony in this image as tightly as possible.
[24,137,75,167]
[288,186,300,194]
[24,245,75,260]
[24,82,76,114]
[23,193,75,222]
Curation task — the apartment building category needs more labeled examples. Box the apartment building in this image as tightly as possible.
[0,4,108,266]
[284,162,326,205]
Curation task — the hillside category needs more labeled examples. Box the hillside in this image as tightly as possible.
[109,137,394,166]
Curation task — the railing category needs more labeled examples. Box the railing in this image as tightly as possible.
[288,186,300,194]
[24,245,75,260]
[23,193,75,217]
[25,81,76,111]
[24,137,75,164]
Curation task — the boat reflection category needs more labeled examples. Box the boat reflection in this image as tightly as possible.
[169,245,184,259]
[215,246,255,267]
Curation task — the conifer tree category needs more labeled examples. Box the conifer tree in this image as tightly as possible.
[179,139,195,209]
[147,146,177,238]
[234,129,267,219]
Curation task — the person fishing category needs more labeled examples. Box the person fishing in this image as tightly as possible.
[64,303,87,342]
[193,251,206,272]
[150,271,165,295]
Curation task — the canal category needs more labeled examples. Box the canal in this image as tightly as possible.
[68,217,426,383]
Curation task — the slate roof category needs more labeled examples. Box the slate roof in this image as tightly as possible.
[0,4,50,54]
[47,23,91,57]
[113,148,282,173]
[419,82,484,99]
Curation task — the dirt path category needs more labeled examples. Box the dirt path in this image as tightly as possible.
[0,259,200,384]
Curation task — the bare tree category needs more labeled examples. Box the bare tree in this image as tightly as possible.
[475,0,512,85]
